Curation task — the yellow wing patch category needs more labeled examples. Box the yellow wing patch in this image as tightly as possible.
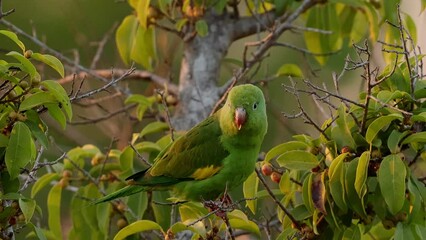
[191,165,221,180]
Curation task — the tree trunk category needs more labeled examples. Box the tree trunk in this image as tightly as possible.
[172,18,233,130]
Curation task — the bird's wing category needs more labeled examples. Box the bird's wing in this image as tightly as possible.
[147,114,229,180]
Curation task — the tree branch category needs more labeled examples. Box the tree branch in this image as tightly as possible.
[58,69,178,96]
[231,9,276,41]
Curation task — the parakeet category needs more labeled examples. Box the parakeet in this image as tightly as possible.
[95,84,267,204]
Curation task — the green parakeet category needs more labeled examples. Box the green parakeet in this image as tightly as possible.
[95,84,267,203]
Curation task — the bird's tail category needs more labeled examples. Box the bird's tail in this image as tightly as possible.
[92,185,145,205]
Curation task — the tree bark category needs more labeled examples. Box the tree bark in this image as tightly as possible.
[172,16,233,130]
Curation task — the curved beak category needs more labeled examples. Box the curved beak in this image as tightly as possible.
[234,107,246,130]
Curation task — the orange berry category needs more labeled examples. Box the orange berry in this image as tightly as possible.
[261,163,273,176]
[116,218,127,229]
[270,172,281,183]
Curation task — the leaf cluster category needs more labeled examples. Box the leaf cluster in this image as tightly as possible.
[0,30,71,239]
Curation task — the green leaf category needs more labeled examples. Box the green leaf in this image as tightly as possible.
[82,184,101,232]
[27,223,47,240]
[31,53,64,78]
[264,141,309,162]
[402,132,426,145]
[195,20,208,37]
[31,173,60,198]
[46,103,67,129]
[119,146,134,175]
[131,25,156,70]
[0,172,20,194]
[116,15,139,65]
[24,110,49,148]
[41,80,72,120]
[404,14,417,44]
[328,153,348,213]
[302,173,315,213]
[114,220,163,240]
[229,218,261,237]
[276,150,318,170]
[134,141,162,153]
[175,19,188,31]
[19,91,56,111]
[304,4,341,65]
[96,201,111,235]
[342,225,361,240]
[140,121,169,138]
[136,0,150,29]
[5,122,33,179]
[355,151,370,198]
[363,2,379,42]
[345,158,367,218]
[48,184,62,238]
[378,154,406,215]
[127,191,148,220]
[387,130,410,154]
[365,114,403,144]
[0,30,25,52]
[19,198,36,223]
[276,64,304,78]
[333,104,356,150]
[6,51,37,80]
[125,94,152,104]
[243,171,258,214]
[394,222,416,240]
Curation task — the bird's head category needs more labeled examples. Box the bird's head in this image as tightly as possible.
[221,84,267,135]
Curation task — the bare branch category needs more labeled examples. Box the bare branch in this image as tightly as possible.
[156,89,175,141]
[90,22,118,69]
[255,169,302,230]
[59,69,178,96]
[231,10,276,41]
[69,103,136,125]
[0,0,14,19]
[70,68,135,101]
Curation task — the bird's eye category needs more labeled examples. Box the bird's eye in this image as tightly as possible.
[253,102,258,110]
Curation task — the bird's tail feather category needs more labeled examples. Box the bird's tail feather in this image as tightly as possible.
[92,185,145,205]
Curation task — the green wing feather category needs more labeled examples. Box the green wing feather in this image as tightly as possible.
[132,112,229,182]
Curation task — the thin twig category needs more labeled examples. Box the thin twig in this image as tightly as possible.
[156,89,175,141]
[255,169,302,230]
[69,104,136,125]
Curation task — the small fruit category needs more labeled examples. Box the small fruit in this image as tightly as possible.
[116,218,127,229]
[8,111,18,120]
[62,170,72,179]
[24,50,33,58]
[7,90,17,99]
[100,174,109,181]
[116,203,126,213]
[58,178,69,188]
[270,172,281,183]
[382,219,394,230]
[18,214,26,222]
[165,95,178,106]
[147,6,162,20]
[9,217,17,226]
[11,201,19,210]
[16,113,27,122]
[261,163,273,176]
[91,153,106,166]
[31,77,41,87]
[19,81,29,89]
[341,146,351,154]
